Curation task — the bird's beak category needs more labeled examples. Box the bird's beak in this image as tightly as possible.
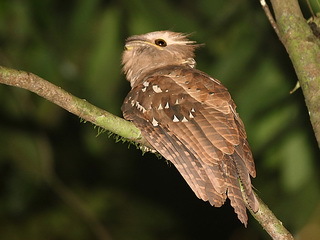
[124,45,133,51]
[124,40,163,51]
[124,40,145,51]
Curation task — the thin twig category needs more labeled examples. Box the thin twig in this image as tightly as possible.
[260,0,281,38]
[305,0,315,17]
[50,177,114,240]
[36,136,113,240]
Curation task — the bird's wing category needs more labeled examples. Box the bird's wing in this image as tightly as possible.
[122,66,258,225]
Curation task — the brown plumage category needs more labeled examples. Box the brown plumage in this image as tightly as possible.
[121,31,259,226]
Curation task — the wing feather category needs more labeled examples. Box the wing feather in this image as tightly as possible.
[122,65,258,225]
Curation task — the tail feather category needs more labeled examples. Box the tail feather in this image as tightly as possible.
[233,147,259,212]
[225,158,248,226]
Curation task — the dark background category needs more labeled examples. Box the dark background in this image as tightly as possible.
[0,0,319,239]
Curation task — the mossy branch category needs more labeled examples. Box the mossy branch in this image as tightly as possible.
[247,193,294,240]
[0,66,154,149]
[265,0,320,147]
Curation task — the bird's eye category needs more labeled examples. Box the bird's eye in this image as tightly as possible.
[154,39,167,47]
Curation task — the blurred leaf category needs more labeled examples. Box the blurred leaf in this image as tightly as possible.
[84,6,122,114]
[280,131,315,192]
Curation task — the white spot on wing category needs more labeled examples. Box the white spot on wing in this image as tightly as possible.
[189,112,194,118]
[142,87,147,92]
[135,101,146,113]
[165,102,170,109]
[158,103,163,110]
[175,99,179,104]
[152,85,162,93]
[191,108,195,112]
[181,116,188,122]
[173,115,179,122]
[152,118,159,126]
[143,81,149,87]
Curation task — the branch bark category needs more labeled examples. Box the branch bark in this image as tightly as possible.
[0,66,153,148]
[267,0,320,147]
[257,0,320,239]
[248,194,294,240]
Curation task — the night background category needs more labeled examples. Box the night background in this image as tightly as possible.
[0,0,319,239]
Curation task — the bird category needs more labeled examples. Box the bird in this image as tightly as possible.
[121,31,259,226]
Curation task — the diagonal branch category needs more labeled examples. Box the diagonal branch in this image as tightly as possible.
[260,0,281,38]
[264,0,320,147]
[0,66,152,148]
[246,193,294,240]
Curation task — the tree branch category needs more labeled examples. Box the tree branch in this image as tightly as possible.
[265,0,320,147]
[0,66,154,148]
[248,194,294,240]
[260,0,281,38]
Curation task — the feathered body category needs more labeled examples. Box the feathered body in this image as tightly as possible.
[121,31,259,225]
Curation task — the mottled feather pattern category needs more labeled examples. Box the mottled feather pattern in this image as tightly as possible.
[121,31,259,226]
[122,66,258,225]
